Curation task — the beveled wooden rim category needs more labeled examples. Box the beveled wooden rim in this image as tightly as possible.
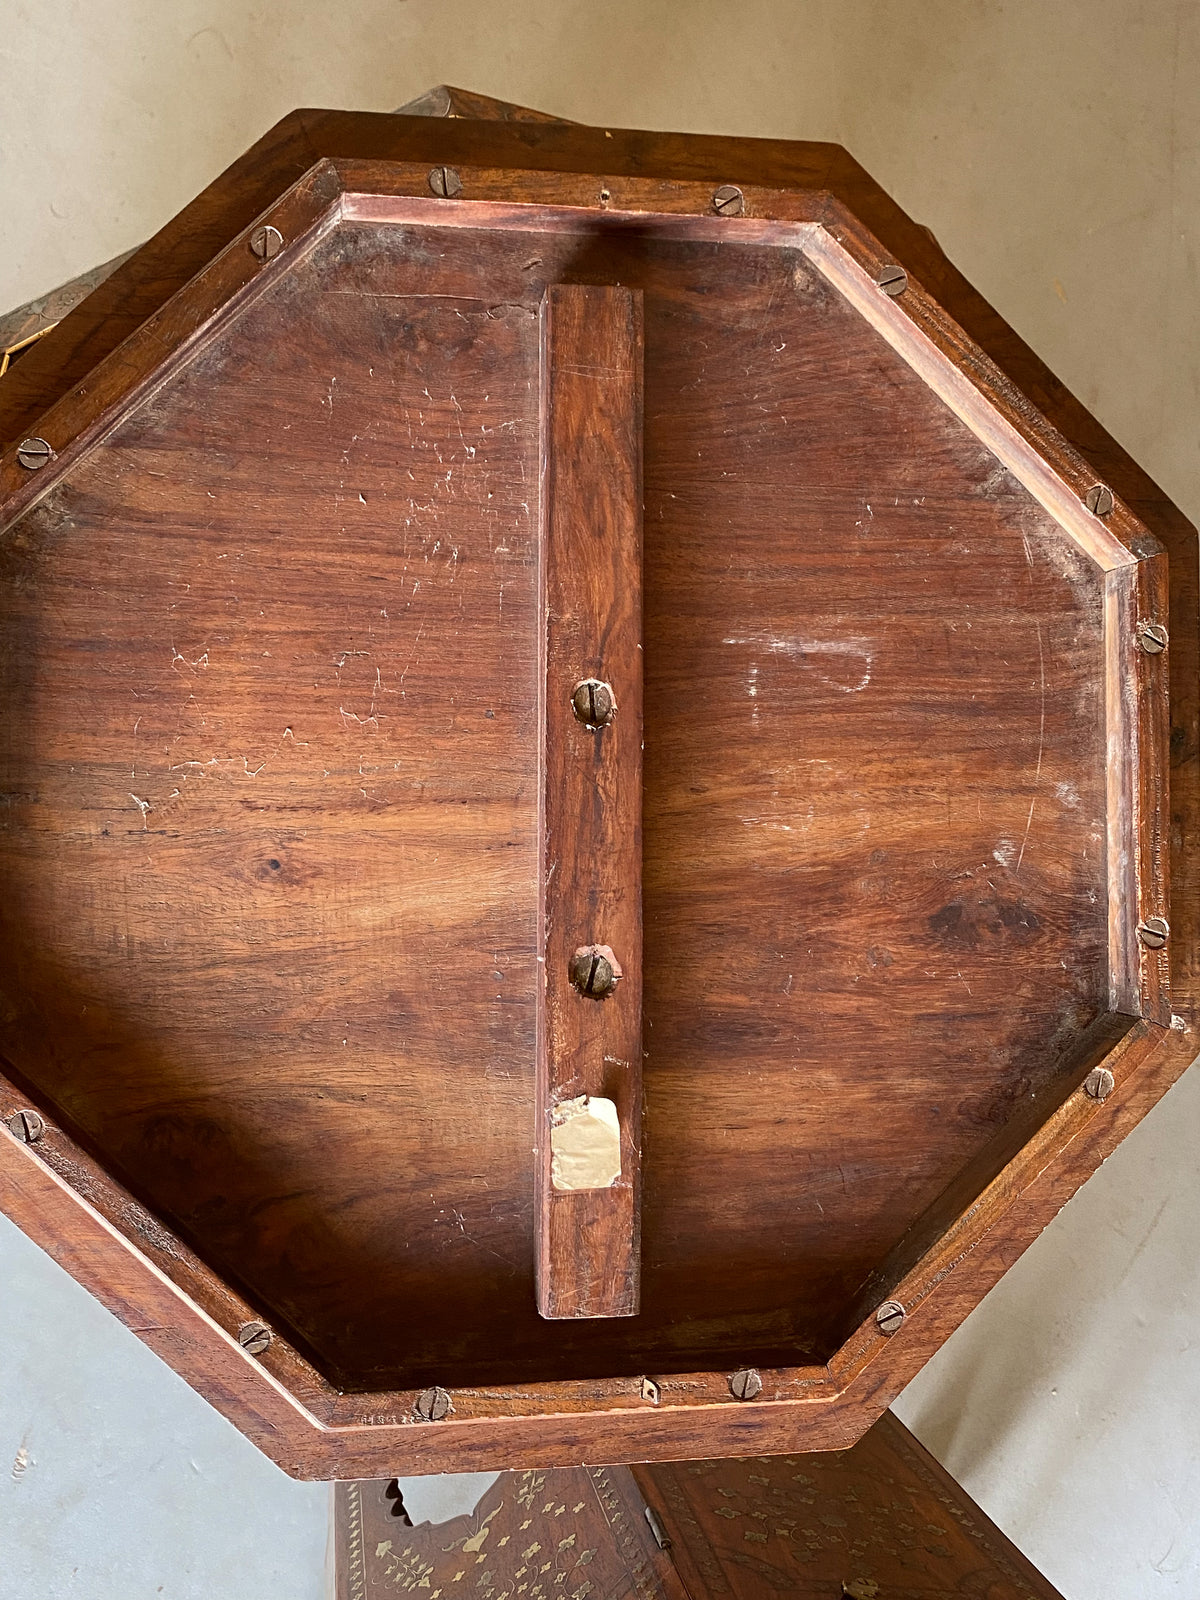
[0,119,1192,1479]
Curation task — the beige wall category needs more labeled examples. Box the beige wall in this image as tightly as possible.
[2,5,1199,1597]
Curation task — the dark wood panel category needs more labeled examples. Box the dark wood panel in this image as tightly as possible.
[537,285,644,1319]
[635,1411,1065,1599]
[0,212,1121,1393]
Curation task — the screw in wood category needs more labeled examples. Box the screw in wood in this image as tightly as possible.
[16,438,52,470]
[712,184,744,216]
[569,946,618,999]
[237,1319,273,1355]
[428,166,463,199]
[3,1109,44,1143]
[1084,1067,1115,1101]
[571,678,616,728]
[1138,621,1169,654]
[729,1367,763,1400]
[414,1385,453,1421]
[877,265,908,297]
[249,225,284,261]
[1084,483,1115,517]
[875,1300,906,1336]
[1138,915,1170,950]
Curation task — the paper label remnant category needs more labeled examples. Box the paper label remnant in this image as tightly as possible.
[550,1096,621,1191]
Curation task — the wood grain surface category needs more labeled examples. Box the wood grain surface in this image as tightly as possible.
[635,1411,1065,1599]
[537,285,644,1320]
[332,1410,1062,1599]
[0,106,1190,1478]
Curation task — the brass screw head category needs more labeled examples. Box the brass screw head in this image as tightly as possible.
[570,946,618,999]
[237,1320,273,1355]
[876,1300,906,1335]
[1138,915,1170,950]
[571,678,616,728]
[414,1385,453,1421]
[877,264,908,296]
[1084,1067,1115,1101]
[249,225,283,261]
[1085,483,1115,517]
[1138,621,1169,654]
[429,166,463,199]
[729,1367,763,1400]
[3,1108,44,1143]
[712,185,744,216]
[16,438,52,470]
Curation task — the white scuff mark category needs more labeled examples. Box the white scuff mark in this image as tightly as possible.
[12,1445,30,1481]
[129,794,151,828]
[724,633,874,693]
[171,647,209,676]
[993,840,1018,869]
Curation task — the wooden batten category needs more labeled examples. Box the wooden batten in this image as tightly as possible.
[536,284,644,1319]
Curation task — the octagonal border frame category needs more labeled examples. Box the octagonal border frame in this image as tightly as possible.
[0,114,1192,1479]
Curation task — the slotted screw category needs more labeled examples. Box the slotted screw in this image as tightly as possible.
[570,946,618,999]
[429,166,463,199]
[238,1320,273,1355]
[1138,622,1169,654]
[16,438,52,470]
[1138,915,1170,950]
[729,1367,762,1400]
[571,678,616,728]
[712,185,744,216]
[249,225,283,261]
[1085,484,1115,517]
[3,1109,44,1144]
[414,1385,453,1421]
[1084,1067,1115,1101]
[876,1300,906,1336]
[877,265,908,296]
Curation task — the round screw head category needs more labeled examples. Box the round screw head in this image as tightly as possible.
[1084,1066,1115,1101]
[3,1108,44,1144]
[569,946,618,999]
[712,185,744,216]
[249,225,283,261]
[571,678,616,728]
[729,1367,762,1400]
[16,438,52,470]
[1084,483,1115,517]
[414,1385,453,1421]
[428,166,463,199]
[1138,915,1170,950]
[1138,621,1169,654]
[876,1300,906,1336]
[877,264,908,297]
[237,1320,273,1355]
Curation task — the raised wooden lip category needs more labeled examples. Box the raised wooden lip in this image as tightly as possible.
[0,147,1188,1477]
